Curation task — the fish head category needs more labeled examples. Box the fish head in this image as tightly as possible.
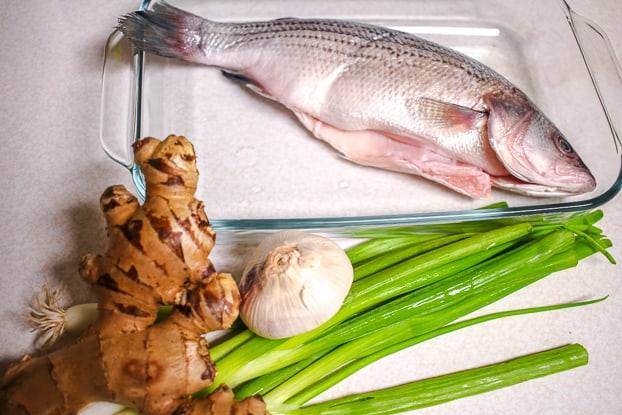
[485,89,596,196]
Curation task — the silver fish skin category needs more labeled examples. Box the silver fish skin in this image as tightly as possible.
[118,1,596,198]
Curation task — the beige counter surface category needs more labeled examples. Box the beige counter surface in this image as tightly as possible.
[1,1,621,414]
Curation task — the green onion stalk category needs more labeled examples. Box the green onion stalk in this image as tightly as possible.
[200,210,614,414]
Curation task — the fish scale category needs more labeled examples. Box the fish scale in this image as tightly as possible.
[118,1,595,199]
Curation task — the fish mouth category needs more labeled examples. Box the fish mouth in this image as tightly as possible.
[491,165,596,196]
[493,161,596,196]
[491,176,596,197]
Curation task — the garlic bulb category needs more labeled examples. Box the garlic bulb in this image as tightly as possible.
[239,230,353,339]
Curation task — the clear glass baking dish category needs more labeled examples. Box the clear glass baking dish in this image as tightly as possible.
[101,0,622,234]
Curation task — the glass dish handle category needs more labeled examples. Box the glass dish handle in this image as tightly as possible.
[566,2,622,153]
[99,29,147,197]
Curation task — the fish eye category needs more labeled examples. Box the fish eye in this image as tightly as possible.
[555,134,574,154]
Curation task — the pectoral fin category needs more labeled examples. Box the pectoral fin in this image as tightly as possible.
[406,97,487,132]
[403,97,509,176]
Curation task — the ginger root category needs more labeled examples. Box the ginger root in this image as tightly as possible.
[0,135,267,415]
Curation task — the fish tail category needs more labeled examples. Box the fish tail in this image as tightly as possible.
[117,1,206,61]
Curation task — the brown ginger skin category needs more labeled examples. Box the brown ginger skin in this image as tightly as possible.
[0,135,267,415]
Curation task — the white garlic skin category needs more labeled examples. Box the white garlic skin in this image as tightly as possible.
[239,231,353,339]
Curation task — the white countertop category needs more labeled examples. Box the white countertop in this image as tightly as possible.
[1,1,621,414]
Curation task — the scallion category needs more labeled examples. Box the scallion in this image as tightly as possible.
[281,343,589,415]
[199,210,613,414]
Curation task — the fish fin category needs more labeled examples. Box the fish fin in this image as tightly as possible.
[221,70,274,100]
[117,1,206,62]
[406,97,486,132]
[221,70,256,86]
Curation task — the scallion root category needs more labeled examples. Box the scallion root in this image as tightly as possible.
[24,284,98,349]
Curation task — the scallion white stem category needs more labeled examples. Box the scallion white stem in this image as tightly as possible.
[24,285,98,348]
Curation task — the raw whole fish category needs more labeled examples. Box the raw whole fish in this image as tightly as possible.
[117,1,596,198]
